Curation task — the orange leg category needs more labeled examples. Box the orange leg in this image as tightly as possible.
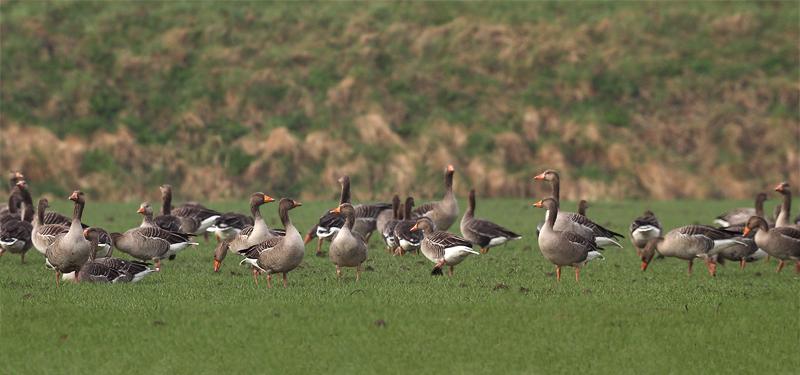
[251,268,259,285]
[155,259,162,272]
[706,261,717,277]
[282,273,288,288]
[575,267,581,282]
[555,266,562,281]
[55,271,61,287]
[739,259,746,270]
[266,274,272,289]
[776,260,785,273]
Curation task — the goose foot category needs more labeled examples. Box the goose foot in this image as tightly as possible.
[705,261,717,277]
[155,259,162,272]
[480,248,488,254]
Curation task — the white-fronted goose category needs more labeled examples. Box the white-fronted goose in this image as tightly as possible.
[112,205,198,271]
[410,216,478,276]
[774,182,795,228]
[328,203,368,281]
[380,195,402,251]
[534,198,603,282]
[237,198,304,288]
[460,189,521,254]
[394,197,423,255]
[45,191,93,286]
[629,210,662,256]
[714,192,768,227]
[0,181,34,263]
[160,184,220,235]
[63,228,155,283]
[640,225,745,276]
[744,216,800,273]
[533,170,624,247]
[207,212,256,242]
[412,165,459,231]
[212,193,278,272]
[31,198,68,255]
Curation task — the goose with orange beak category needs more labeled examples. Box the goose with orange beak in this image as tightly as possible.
[639,224,745,277]
[743,216,800,273]
[212,193,280,272]
[328,203,368,281]
[534,198,603,282]
[410,216,478,276]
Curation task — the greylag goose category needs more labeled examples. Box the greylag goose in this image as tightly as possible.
[238,198,304,288]
[639,225,745,276]
[212,193,279,272]
[63,228,155,283]
[31,198,68,255]
[381,195,402,251]
[156,185,195,233]
[112,206,198,271]
[0,181,34,263]
[629,210,662,256]
[577,200,589,216]
[714,192,768,227]
[412,165,459,231]
[534,198,603,282]
[410,216,478,276]
[774,182,795,228]
[715,231,761,270]
[533,170,624,247]
[460,189,521,254]
[744,216,800,273]
[45,191,93,286]
[394,197,423,255]
[328,203,368,281]
[0,171,25,215]
[160,184,221,235]
[207,212,256,242]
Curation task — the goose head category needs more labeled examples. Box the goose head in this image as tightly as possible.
[279,198,302,211]
[137,202,154,216]
[743,216,769,237]
[68,190,85,204]
[410,216,434,233]
[640,238,660,271]
[532,197,558,211]
[250,192,275,207]
[329,203,356,218]
[533,169,559,182]
[774,181,790,195]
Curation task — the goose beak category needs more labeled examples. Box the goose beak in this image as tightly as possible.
[329,206,341,214]
[83,228,90,237]
[213,259,221,272]
[446,165,455,172]
[533,172,546,180]
[137,207,145,214]
[640,260,649,272]
[14,172,24,179]
[742,227,751,236]
[774,184,784,192]
[68,191,79,200]
[294,201,302,207]
[264,195,275,203]
[410,223,419,232]
[532,200,544,208]
[304,232,314,244]
[15,180,26,187]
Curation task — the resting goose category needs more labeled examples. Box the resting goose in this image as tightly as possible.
[460,189,521,254]
[640,225,745,276]
[63,228,155,283]
[45,191,93,286]
[381,195,402,251]
[534,198,603,282]
[714,192,768,227]
[238,198,304,288]
[744,216,800,273]
[328,203,368,281]
[774,182,796,228]
[410,216,478,276]
[533,170,624,247]
[212,193,279,272]
[412,165,459,231]
[394,197,423,255]
[160,184,220,235]
[112,205,199,271]
[629,210,662,257]
[31,198,68,255]
[0,181,34,263]
[207,212,256,242]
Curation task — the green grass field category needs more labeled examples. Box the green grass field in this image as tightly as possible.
[1,198,798,374]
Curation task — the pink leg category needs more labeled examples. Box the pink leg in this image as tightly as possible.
[575,267,581,282]
[266,274,272,289]
[776,260,785,273]
[556,266,561,281]
[252,268,259,285]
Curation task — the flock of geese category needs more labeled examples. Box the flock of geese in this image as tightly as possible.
[0,167,798,286]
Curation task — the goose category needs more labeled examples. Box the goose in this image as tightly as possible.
[460,189,521,254]
[639,225,745,276]
[328,203,368,281]
[0,171,25,215]
[394,197,423,255]
[410,216,478,276]
[155,185,195,233]
[714,192,768,227]
[62,228,155,283]
[207,212,256,242]
[45,191,93,286]
[715,232,760,270]
[534,198,603,282]
[412,165,459,231]
[112,205,199,271]
[380,195,402,251]
[774,182,796,228]
[744,216,800,273]
[0,181,34,263]
[577,200,589,216]
[629,210,662,257]
[160,184,220,235]
[237,198,304,288]
[212,193,279,272]
[533,169,624,247]
[31,198,68,255]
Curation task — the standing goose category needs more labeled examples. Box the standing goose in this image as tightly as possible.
[460,189,521,254]
[533,170,624,247]
[45,191,93,286]
[212,193,278,272]
[63,228,155,283]
[714,192,769,227]
[412,165,459,231]
[577,200,589,216]
[238,198,304,288]
[744,216,800,273]
[774,182,796,228]
[640,225,745,276]
[0,180,34,263]
[410,216,478,276]
[0,171,25,216]
[381,195,402,251]
[31,198,69,255]
[629,210,663,257]
[207,212,256,242]
[160,184,220,235]
[394,197,423,255]
[328,203,368,281]
[534,198,604,282]
[112,205,199,271]
[156,184,195,233]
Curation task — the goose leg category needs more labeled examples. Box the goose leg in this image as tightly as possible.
[154,258,162,272]
[315,238,324,257]
[356,265,361,281]
[776,260,785,273]
[687,260,693,276]
[705,260,717,277]
[480,247,487,254]
[739,259,746,270]
[574,267,580,282]
[20,252,25,264]
[282,273,288,288]
[795,261,799,274]
[55,271,61,287]
[555,266,561,282]
[448,265,454,277]
[266,274,272,289]
[336,265,342,279]
[251,267,259,285]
